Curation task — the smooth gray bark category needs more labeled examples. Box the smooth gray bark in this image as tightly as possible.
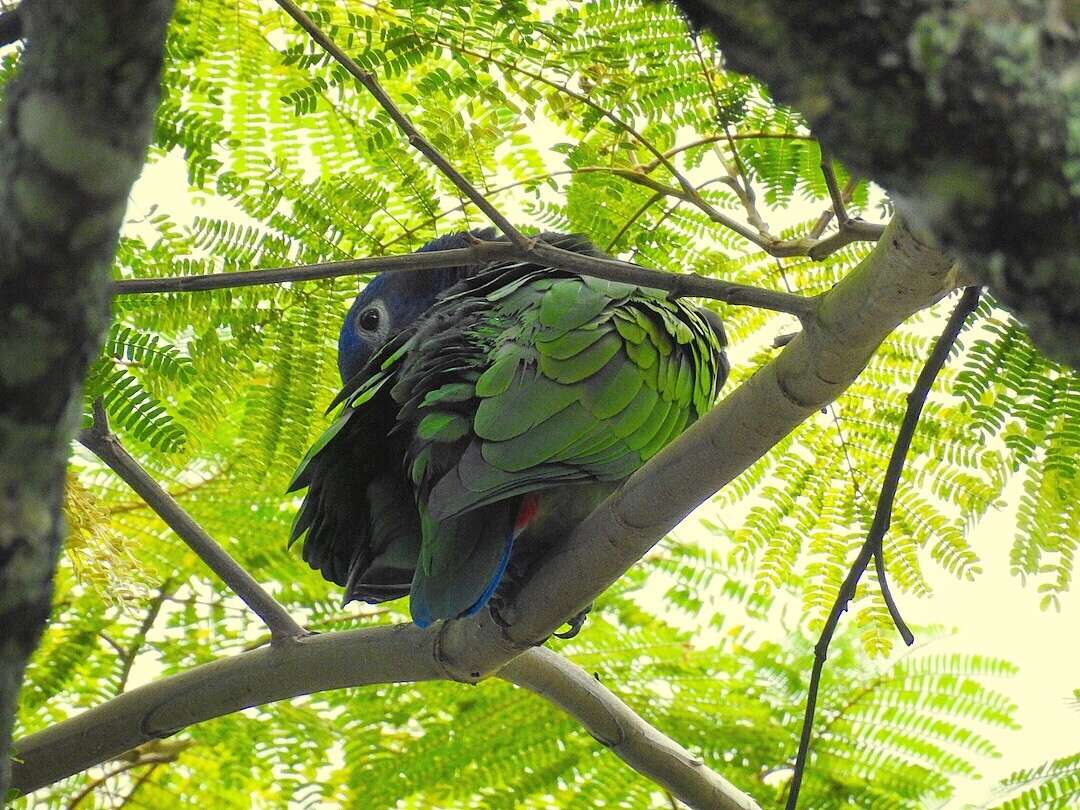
[12,217,959,804]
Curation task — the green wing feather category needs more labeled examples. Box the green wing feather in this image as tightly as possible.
[291,233,728,625]
[401,272,728,528]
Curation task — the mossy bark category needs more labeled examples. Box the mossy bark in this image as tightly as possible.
[673,0,1079,365]
[0,2,173,801]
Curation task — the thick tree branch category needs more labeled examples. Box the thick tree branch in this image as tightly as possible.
[783,286,981,810]
[503,648,760,810]
[77,402,305,642]
[112,240,818,321]
[671,0,1079,366]
[10,629,760,810]
[0,1,172,799]
[453,216,957,657]
[11,214,954,802]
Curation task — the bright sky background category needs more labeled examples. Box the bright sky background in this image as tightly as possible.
[125,137,1080,808]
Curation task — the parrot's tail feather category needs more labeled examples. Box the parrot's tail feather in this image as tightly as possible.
[410,498,534,628]
[460,531,515,618]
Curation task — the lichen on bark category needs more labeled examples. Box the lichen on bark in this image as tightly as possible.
[0,2,173,800]
[671,0,1079,366]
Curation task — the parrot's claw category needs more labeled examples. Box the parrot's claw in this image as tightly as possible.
[553,604,592,639]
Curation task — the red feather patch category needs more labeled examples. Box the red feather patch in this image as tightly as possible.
[513,493,540,537]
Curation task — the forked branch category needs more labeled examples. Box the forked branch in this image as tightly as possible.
[782,286,982,810]
[78,401,306,642]
[15,216,958,806]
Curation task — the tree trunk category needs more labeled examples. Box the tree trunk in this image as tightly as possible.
[0,2,173,800]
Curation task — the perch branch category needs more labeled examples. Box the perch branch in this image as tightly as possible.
[11,630,759,810]
[782,286,982,810]
[445,216,958,663]
[15,216,958,806]
[503,648,759,810]
[77,401,305,642]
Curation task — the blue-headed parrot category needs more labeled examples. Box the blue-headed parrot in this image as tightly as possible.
[289,230,729,632]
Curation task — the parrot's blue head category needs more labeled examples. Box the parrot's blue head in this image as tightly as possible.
[338,230,495,382]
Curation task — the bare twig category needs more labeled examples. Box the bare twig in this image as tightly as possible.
[808,176,858,240]
[77,401,305,642]
[686,28,771,239]
[638,133,816,175]
[116,762,161,809]
[782,286,982,810]
[112,239,819,321]
[819,147,850,227]
[272,0,531,251]
[580,164,880,259]
[116,582,174,695]
[607,191,666,252]
[65,749,179,810]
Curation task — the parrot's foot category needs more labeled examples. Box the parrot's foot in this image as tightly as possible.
[553,604,592,639]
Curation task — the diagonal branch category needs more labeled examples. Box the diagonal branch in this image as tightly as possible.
[115,580,175,695]
[503,648,760,810]
[782,285,982,810]
[446,218,958,662]
[272,0,531,251]
[77,401,306,642]
[112,239,818,321]
[14,215,957,805]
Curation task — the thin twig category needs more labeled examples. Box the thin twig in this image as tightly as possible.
[819,146,850,227]
[273,0,531,251]
[687,28,771,239]
[65,750,178,810]
[65,762,145,810]
[607,191,665,252]
[783,286,982,810]
[584,165,881,259]
[112,239,819,321]
[638,133,816,175]
[78,400,306,642]
[97,632,126,658]
[116,762,161,810]
[424,33,704,209]
[116,581,175,695]
[808,176,858,240]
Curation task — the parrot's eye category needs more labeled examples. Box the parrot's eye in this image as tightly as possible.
[358,307,381,333]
